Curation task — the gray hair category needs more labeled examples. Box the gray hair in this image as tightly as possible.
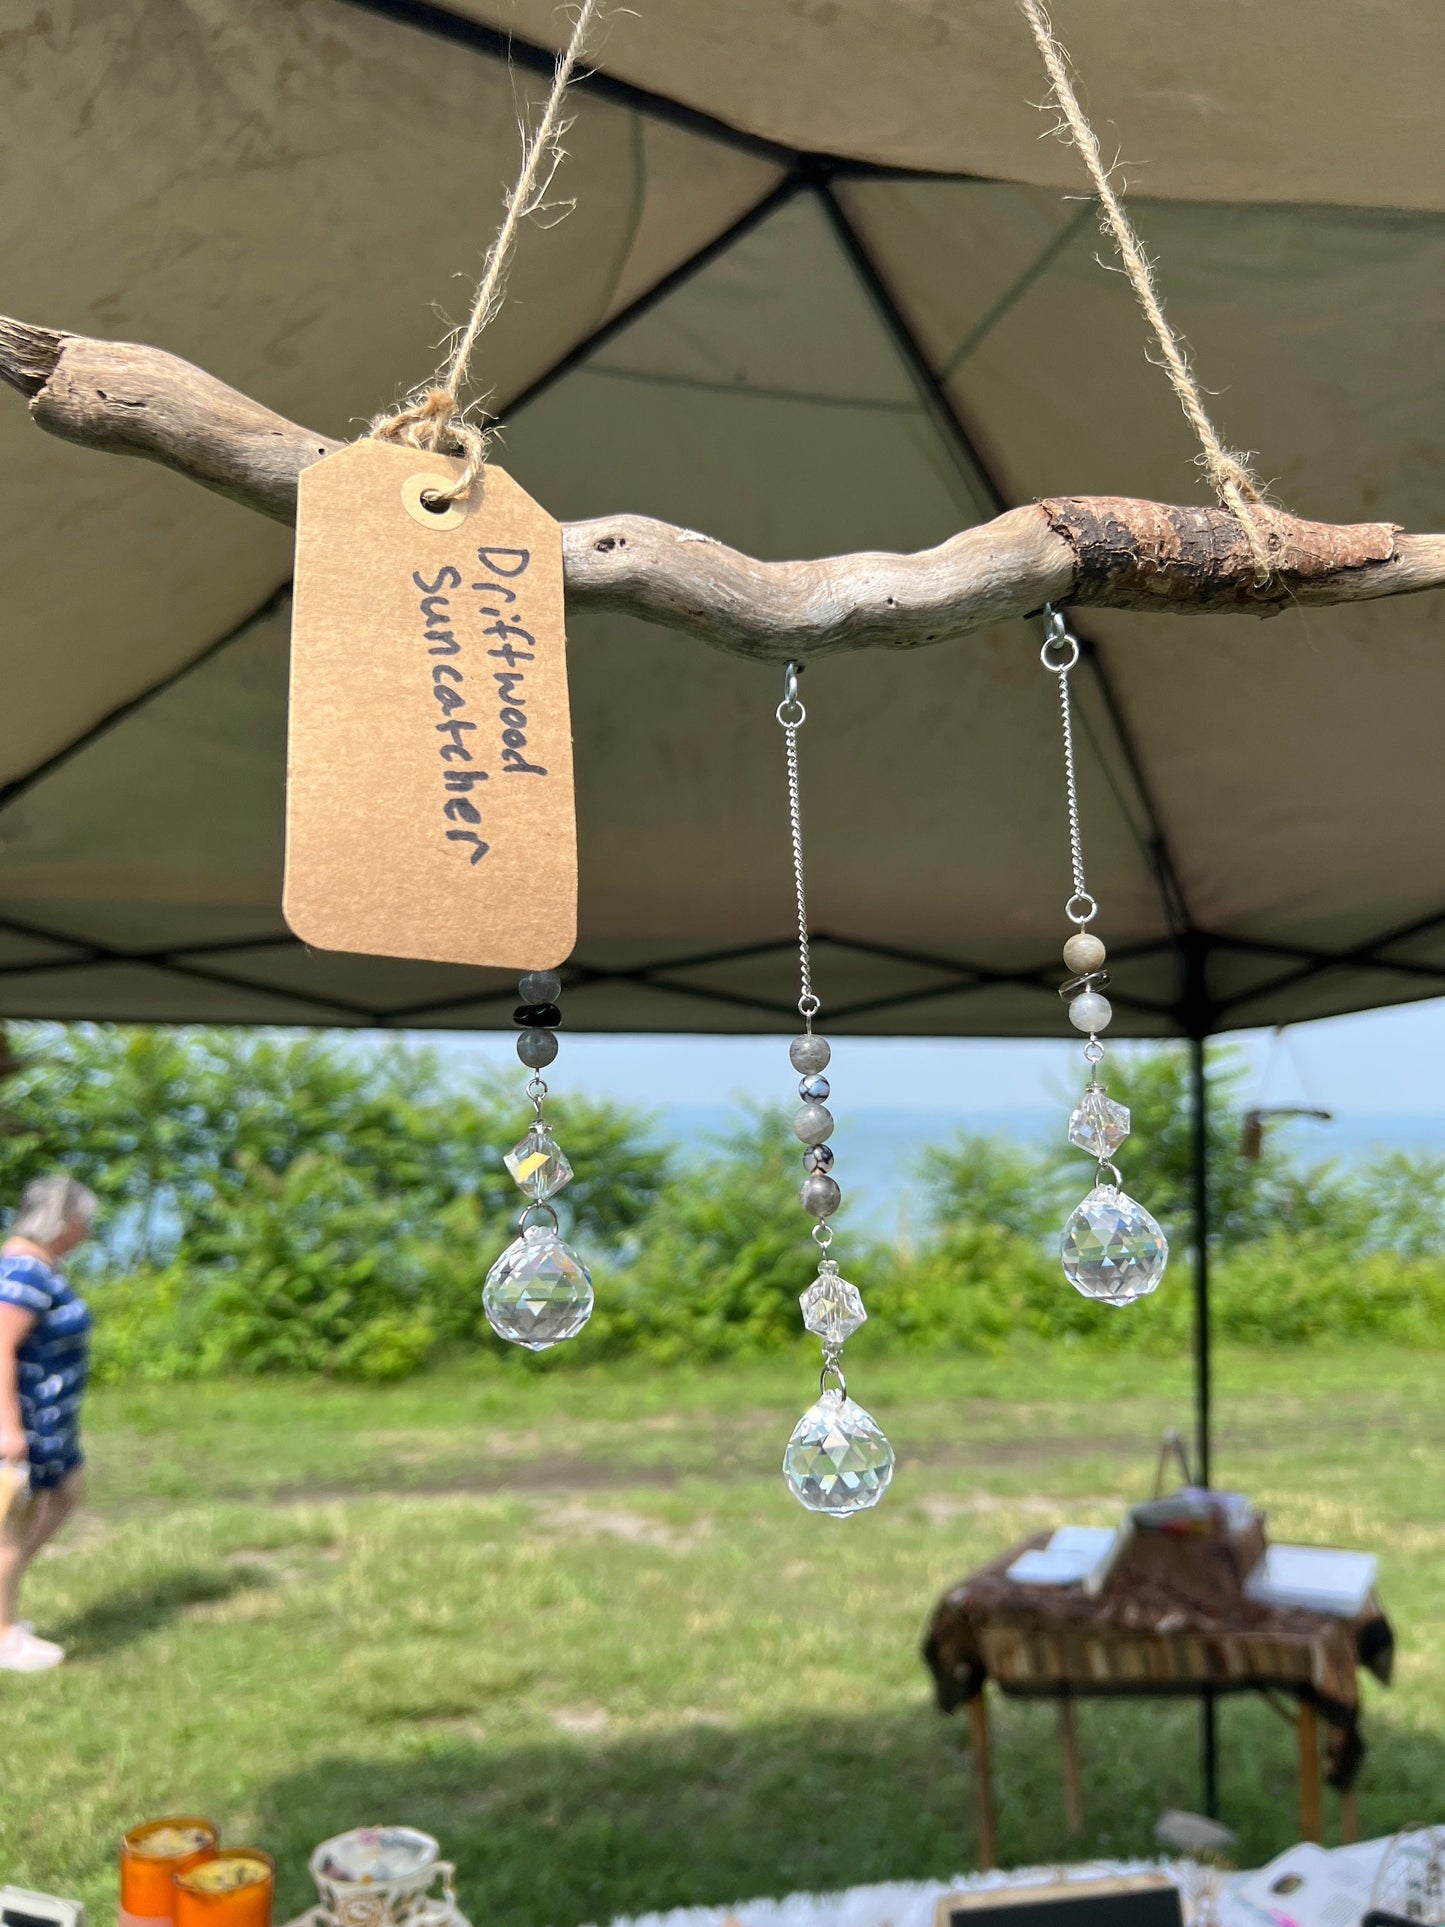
[12,1175,98,1245]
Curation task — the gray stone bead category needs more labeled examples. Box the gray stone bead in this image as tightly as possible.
[519,970,562,1004]
[516,1028,559,1068]
[793,1102,835,1145]
[789,1034,831,1074]
[800,1173,842,1219]
[1063,931,1106,975]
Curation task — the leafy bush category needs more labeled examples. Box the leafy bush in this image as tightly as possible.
[9,1024,1445,1380]
[598,1109,827,1361]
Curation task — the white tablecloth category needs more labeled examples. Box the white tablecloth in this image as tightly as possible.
[592,1841,1396,1927]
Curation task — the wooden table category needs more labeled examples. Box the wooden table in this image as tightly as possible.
[923,1525,1392,1867]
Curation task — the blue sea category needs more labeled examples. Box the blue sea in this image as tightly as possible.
[648,1105,1445,1239]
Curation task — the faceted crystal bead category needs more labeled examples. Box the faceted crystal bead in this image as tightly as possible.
[799,1263,867,1345]
[504,1122,573,1201]
[1067,1086,1132,1159]
[1061,1184,1168,1305]
[483,1225,593,1349]
[783,1390,894,1516]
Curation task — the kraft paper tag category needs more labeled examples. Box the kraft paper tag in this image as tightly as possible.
[285,439,576,969]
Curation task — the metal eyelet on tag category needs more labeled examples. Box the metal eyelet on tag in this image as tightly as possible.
[401,470,470,530]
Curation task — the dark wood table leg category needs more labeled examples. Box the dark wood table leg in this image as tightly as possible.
[1058,1696,1084,1835]
[969,1687,998,1870]
[1340,1784,1360,1844]
[1297,1701,1322,1843]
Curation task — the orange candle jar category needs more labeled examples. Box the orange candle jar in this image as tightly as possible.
[175,1851,275,1927]
[120,1819,220,1927]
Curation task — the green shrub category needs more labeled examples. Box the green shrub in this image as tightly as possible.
[18,1024,1445,1382]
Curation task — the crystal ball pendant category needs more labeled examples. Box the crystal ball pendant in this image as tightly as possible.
[484,1223,594,1349]
[783,1389,895,1516]
[1061,1183,1168,1305]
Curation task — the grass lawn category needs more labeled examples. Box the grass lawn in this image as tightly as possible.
[4,1342,1442,1920]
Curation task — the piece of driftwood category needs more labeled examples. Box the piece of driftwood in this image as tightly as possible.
[4,315,1443,662]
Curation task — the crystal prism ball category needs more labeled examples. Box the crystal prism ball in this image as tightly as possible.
[483,1224,593,1349]
[783,1390,894,1516]
[1061,1184,1168,1305]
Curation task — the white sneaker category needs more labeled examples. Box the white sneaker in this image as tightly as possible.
[0,1625,63,1671]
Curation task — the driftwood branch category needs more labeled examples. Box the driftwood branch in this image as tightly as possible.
[4,315,1443,661]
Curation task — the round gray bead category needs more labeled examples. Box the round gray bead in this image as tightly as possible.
[793,1102,835,1145]
[789,1034,831,1074]
[799,1174,842,1219]
[516,1028,559,1068]
[519,970,562,1004]
[1063,932,1106,975]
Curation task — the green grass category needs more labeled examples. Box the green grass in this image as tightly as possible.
[4,1342,1443,1921]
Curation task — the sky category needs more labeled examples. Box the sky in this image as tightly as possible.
[427,995,1445,1121]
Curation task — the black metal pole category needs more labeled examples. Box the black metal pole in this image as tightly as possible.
[1190,1031,1218,1816]
[1191,1033,1212,1487]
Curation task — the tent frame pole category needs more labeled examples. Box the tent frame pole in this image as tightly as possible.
[1189,1029,1218,1816]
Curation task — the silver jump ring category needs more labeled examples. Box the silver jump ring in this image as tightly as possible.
[1096,1161,1123,1189]
[798,992,821,1019]
[776,660,806,728]
[1083,1039,1106,1064]
[1065,891,1097,925]
[812,1221,834,1251]
[819,1358,848,1398]
[518,1202,561,1233]
[1040,614,1080,674]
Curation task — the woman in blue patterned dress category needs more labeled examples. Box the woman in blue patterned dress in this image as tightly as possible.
[0,1175,97,1672]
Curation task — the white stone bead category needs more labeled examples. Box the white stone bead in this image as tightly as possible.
[1063,932,1106,974]
[1068,990,1113,1034]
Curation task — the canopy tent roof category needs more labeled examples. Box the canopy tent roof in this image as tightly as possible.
[1,0,1443,1038]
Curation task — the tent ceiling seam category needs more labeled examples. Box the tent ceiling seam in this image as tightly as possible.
[939,198,1098,378]
[0,177,806,833]
[0,584,292,823]
[334,0,1009,184]
[812,177,1199,996]
[582,365,918,413]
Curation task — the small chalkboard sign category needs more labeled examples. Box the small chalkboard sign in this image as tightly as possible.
[934,1874,1183,1927]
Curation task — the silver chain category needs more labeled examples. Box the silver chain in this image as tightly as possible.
[1040,607,1097,927]
[777,662,820,1027]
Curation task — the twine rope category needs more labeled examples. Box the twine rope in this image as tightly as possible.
[1016,0,1275,583]
[371,0,601,504]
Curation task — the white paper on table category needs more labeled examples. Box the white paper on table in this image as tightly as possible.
[1235,1843,1379,1927]
[1007,1527,1119,1588]
[1243,1545,1378,1618]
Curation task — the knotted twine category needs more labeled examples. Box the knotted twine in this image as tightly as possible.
[1015,0,1277,584]
[370,0,601,505]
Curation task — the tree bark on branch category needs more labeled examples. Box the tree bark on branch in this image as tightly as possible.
[3,314,1442,662]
